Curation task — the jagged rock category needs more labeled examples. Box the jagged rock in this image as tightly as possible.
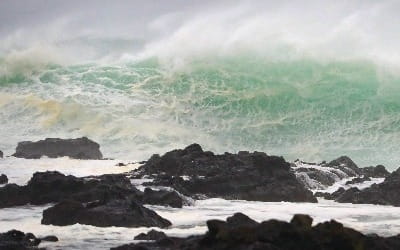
[0,230,42,249]
[336,168,400,206]
[0,150,3,158]
[0,174,7,185]
[111,213,400,250]
[41,199,171,228]
[345,176,371,185]
[132,144,316,203]
[0,171,140,208]
[362,165,390,178]
[134,230,167,241]
[12,137,103,159]
[142,188,183,208]
[326,156,362,177]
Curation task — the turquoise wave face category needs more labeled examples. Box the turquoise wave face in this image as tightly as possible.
[1,55,400,168]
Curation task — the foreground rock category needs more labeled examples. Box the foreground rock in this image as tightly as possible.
[0,171,140,208]
[112,213,400,250]
[132,144,316,203]
[42,199,171,228]
[0,171,184,208]
[294,156,389,190]
[335,168,400,206]
[0,230,42,249]
[0,174,7,185]
[12,137,103,159]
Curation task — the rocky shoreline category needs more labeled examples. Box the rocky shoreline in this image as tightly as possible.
[1,138,400,249]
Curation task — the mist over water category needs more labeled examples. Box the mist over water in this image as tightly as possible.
[1,0,400,168]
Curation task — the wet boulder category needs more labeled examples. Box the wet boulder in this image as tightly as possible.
[141,188,183,208]
[41,199,172,228]
[40,235,58,242]
[12,137,103,159]
[0,171,140,208]
[132,144,316,203]
[0,174,7,185]
[134,230,167,241]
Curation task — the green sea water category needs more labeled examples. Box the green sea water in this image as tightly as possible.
[1,55,400,168]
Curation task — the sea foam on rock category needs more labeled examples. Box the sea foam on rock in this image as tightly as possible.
[111,213,400,250]
[131,143,316,203]
[12,137,103,159]
[293,156,389,190]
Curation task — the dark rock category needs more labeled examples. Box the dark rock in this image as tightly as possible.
[132,144,316,203]
[362,165,390,178]
[0,230,42,249]
[345,176,371,185]
[0,171,141,208]
[336,168,400,206]
[290,214,313,229]
[142,188,183,208]
[41,199,171,228]
[116,163,127,167]
[0,150,3,158]
[134,230,167,241]
[112,213,400,250]
[12,137,103,159]
[326,156,362,177]
[0,174,7,185]
[40,235,58,242]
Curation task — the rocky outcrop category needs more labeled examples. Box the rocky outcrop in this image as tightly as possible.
[112,213,400,250]
[0,170,185,212]
[0,174,7,185]
[12,137,103,159]
[0,230,42,249]
[131,144,316,203]
[134,230,167,241]
[334,168,400,206]
[0,150,3,158]
[41,199,171,228]
[142,188,183,208]
[0,171,140,208]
